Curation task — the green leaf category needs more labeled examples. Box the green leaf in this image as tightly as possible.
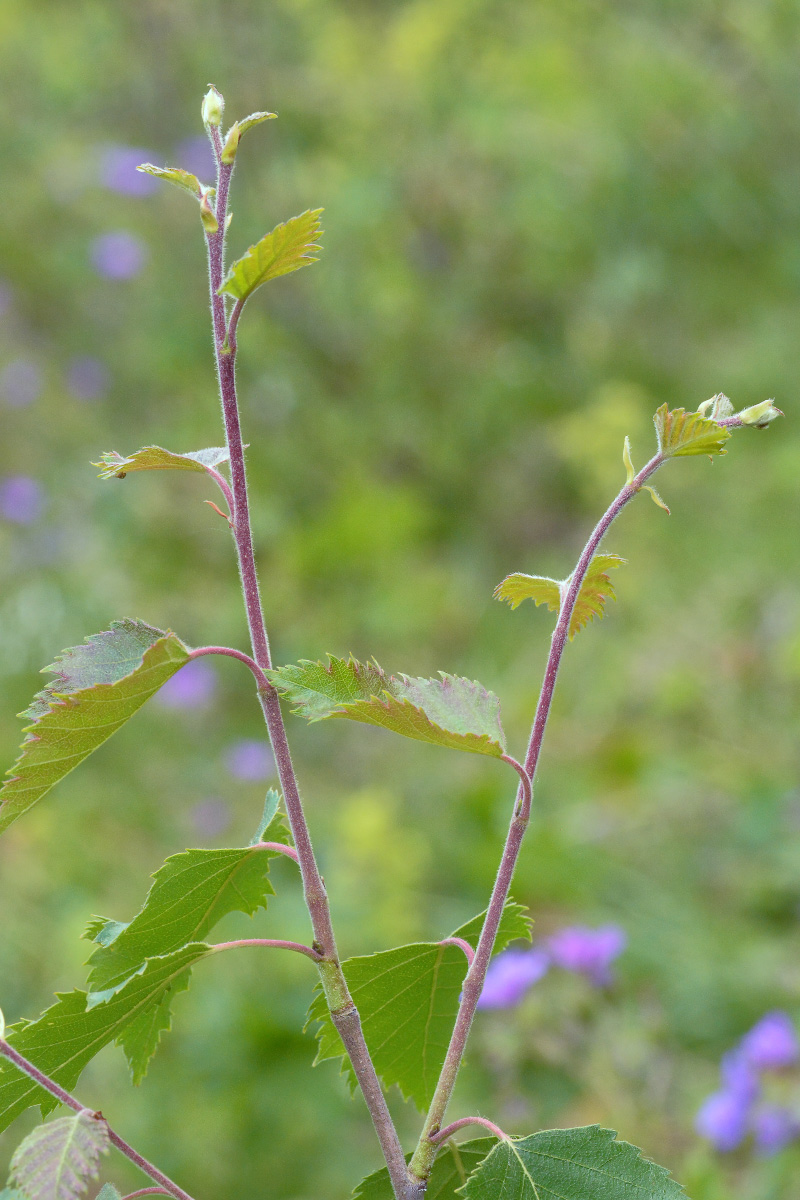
[250,788,286,844]
[217,209,323,302]
[268,656,506,759]
[697,393,735,421]
[654,403,730,458]
[84,843,284,998]
[136,164,202,195]
[94,1187,122,1200]
[0,945,210,1130]
[622,436,635,485]
[9,1112,109,1200]
[643,485,670,514]
[238,111,277,136]
[736,398,783,428]
[353,1140,495,1200]
[461,1126,685,1200]
[93,445,230,480]
[0,621,190,834]
[494,555,625,640]
[306,902,530,1111]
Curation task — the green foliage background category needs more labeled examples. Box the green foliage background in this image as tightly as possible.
[1,1,800,1196]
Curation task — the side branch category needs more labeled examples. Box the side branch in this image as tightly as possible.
[431,1117,509,1144]
[211,937,321,962]
[0,1039,195,1200]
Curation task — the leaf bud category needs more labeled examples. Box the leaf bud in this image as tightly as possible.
[199,186,219,234]
[221,122,240,165]
[736,399,783,428]
[201,85,225,128]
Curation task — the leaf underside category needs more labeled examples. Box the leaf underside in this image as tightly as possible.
[462,1126,686,1200]
[268,656,506,758]
[353,1140,495,1200]
[654,403,730,458]
[217,209,323,301]
[95,1187,123,1200]
[0,620,190,834]
[238,111,277,135]
[307,902,531,1111]
[93,445,230,479]
[494,554,625,639]
[0,945,209,1132]
[9,1111,109,1200]
[136,163,202,195]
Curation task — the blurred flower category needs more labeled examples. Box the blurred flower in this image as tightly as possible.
[695,1089,750,1153]
[0,476,44,524]
[752,1105,800,1156]
[155,660,217,710]
[175,135,216,182]
[477,947,550,1009]
[225,739,275,782]
[189,798,231,839]
[740,1011,799,1071]
[0,358,43,408]
[66,356,109,401]
[100,145,159,196]
[720,1049,760,1105]
[90,231,147,280]
[546,924,627,986]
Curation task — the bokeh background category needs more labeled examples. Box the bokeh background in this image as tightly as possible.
[1,1,800,1196]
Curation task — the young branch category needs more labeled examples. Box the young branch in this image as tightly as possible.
[211,937,322,962]
[409,450,668,1181]
[431,1117,510,1144]
[0,1040,195,1200]
[203,118,411,1200]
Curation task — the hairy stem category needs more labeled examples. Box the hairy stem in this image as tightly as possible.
[0,1040,195,1200]
[410,451,667,1180]
[203,123,410,1200]
[211,937,322,961]
[431,1117,509,1144]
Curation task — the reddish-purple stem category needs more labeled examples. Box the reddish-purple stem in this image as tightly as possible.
[0,1040,195,1200]
[431,1117,509,1144]
[122,1190,172,1199]
[203,465,234,514]
[439,938,474,966]
[187,644,268,688]
[211,937,321,962]
[259,840,300,862]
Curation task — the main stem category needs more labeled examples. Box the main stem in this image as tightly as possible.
[409,452,667,1180]
[203,125,411,1200]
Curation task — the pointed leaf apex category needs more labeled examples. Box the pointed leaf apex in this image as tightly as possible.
[643,485,670,514]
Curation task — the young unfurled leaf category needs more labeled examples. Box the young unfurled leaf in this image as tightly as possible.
[353,1140,495,1200]
[654,403,730,458]
[462,1126,685,1200]
[306,902,531,1111]
[622,435,635,485]
[494,555,625,640]
[0,945,210,1130]
[0,621,190,834]
[238,111,277,136]
[643,485,670,513]
[8,1112,109,1200]
[95,1187,122,1200]
[217,209,323,302]
[268,656,506,758]
[736,398,783,428]
[250,788,284,844]
[84,840,287,998]
[136,164,202,195]
[93,446,230,480]
[697,393,735,421]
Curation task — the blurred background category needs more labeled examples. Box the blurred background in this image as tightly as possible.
[1,0,800,1196]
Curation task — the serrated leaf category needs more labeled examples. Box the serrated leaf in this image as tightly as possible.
[9,1112,109,1200]
[136,164,202,195]
[654,403,730,458]
[81,918,128,948]
[306,902,530,1111]
[84,842,284,998]
[268,656,505,759]
[491,575,561,614]
[0,621,190,834]
[93,446,230,480]
[353,1140,495,1200]
[494,556,625,640]
[238,111,277,136]
[0,945,210,1130]
[217,209,323,302]
[461,1126,685,1200]
[94,1187,122,1200]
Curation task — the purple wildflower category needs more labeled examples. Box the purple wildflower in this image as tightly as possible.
[225,739,275,782]
[740,1012,799,1071]
[100,145,159,196]
[91,231,147,280]
[477,947,550,1009]
[0,476,44,524]
[174,135,216,183]
[189,798,231,839]
[155,660,217,710]
[547,924,627,986]
[752,1106,800,1156]
[0,358,43,408]
[66,356,109,401]
[695,1089,751,1153]
[720,1049,760,1105]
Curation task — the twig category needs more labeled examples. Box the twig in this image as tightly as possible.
[0,1040,195,1200]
